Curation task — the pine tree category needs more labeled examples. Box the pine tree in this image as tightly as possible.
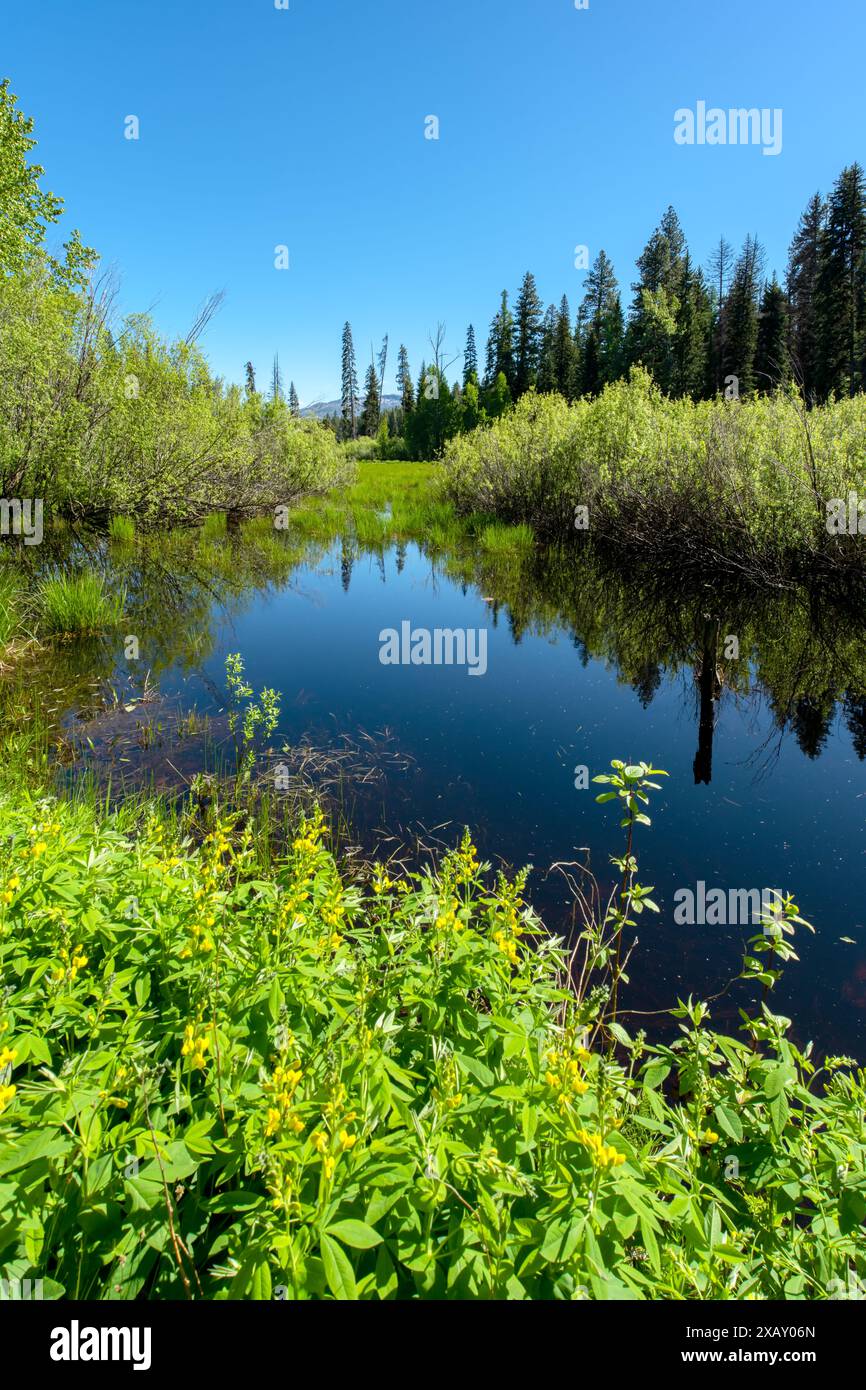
[288,381,300,415]
[536,305,559,394]
[244,361,256,396]
[359,361,380,436]
[815,163,866,399]
[396,344,414,415]
[580,251,621,394]
[721,236,764,396]
[340,322,359,439]
[672,257,712,398]
[485,291,515,392]
[270,352,284,402]
[553,295,577,397]
[463,324,478,385]
[626,208,689,392]
[513,271,544,397]
[786,193,824,400]
[707,235,735,392]
[754,276,790,391]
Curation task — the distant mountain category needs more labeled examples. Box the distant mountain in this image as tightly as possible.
[300,395,402,420]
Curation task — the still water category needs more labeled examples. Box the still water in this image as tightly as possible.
[46,533,866,1055]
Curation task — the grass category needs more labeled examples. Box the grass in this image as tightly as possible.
[108,515,135,544]
[200,512,227,542]
[38,571,126,635]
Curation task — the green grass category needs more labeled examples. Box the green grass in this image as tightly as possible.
[108,515,135,544]
[38,571,126,635]
[200,512,227,542]
[479,521,535,554]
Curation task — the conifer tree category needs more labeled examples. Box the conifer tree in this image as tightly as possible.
[270,352,284,402]
[786,193,824,400]
[553,295,577,397]
[815,163,866,399]
[721,236,764,395]
[396,344,414,415]
[244,361,256,396]
[485,290,516,392]
[513,271,544,397]
[463,324,478,385]
[288,381,300,415]
[754,276,790,391]
[580,251,621,394]
[340,322,359,438]
[360,361,380,436]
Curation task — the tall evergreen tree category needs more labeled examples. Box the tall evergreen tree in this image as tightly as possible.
[721,236,764,395]
[340,322,359,438]
[244,361,256,396]
[754,276,790,391]
[580,250,622,394]
[359,361,380,436]
[553,295,577,398]
[672,256,712,398]
[270,352,284,403]
[485,290,516,392]
[815,163,866,399]
[463,323,478,385]
[396,343,414,416]
[786,193,824,400]
[626,208,689,392]
[536,305,559,394]
[513,271,544,397]
[707,236,735,392]
[288,380,300,415]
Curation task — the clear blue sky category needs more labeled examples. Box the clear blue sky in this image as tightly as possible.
[5,0,863,404]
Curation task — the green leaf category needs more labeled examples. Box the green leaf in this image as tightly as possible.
[321,1233,358,1300]
[326,1219,383,1249]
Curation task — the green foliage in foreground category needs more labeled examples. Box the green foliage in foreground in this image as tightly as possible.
[0,778,863,1301]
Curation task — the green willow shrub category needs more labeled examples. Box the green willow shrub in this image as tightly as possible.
[442,370,866,571]
[0,774,863,1301]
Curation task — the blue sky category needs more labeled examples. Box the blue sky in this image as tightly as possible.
[5,0,863,404]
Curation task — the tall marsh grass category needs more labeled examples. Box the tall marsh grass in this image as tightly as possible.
[38,571,126,634]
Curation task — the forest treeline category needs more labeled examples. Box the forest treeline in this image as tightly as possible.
[332,162,866,459]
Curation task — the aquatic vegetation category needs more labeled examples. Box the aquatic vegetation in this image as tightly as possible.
[107,515,135,544]
[0,767,861,1300]
[38,571,126,634]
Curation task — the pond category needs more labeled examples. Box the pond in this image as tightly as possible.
[10,524,866,1057]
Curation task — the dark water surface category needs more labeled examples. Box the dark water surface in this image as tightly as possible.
[30,532,866,1055]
